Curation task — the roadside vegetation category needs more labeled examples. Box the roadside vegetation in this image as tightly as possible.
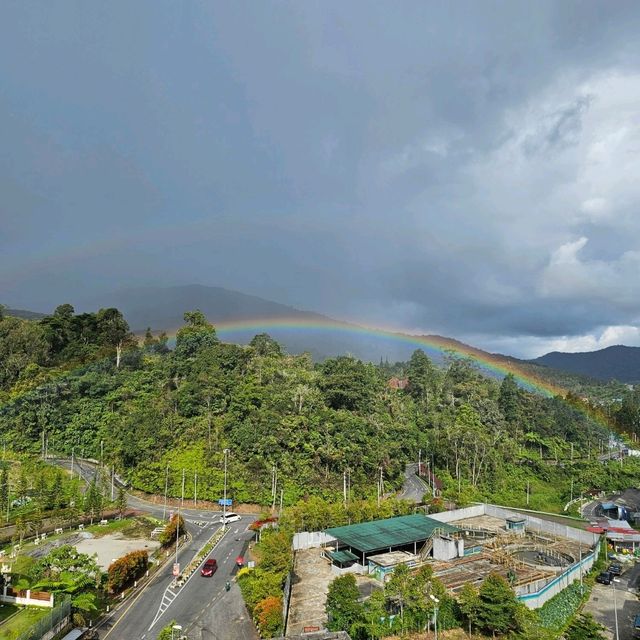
[1,303,636,638]
[2,304,638,513]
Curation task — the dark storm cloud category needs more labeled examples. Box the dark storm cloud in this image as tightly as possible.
[2,1,640,357]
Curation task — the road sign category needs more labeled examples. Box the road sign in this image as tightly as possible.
[172,563,180,576]
[218,498,232,506]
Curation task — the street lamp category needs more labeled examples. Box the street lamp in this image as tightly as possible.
[171,623,182,640]
[429,595,439,640]
[613,579,620,640]
[223,449,230,526]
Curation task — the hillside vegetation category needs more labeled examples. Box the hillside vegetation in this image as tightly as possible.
[1,304,639,510]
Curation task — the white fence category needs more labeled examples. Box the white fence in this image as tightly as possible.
[293,531,336,550]
[1,586,54,607]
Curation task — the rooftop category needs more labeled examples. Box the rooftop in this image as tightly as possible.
[368,551,419,567]
[325,514,458,553]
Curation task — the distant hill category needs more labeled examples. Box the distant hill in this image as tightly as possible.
[2,307,47,320]
[531,345,640,383]
[89,284,330,331]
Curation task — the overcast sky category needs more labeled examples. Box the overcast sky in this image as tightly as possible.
[2,1,640,358]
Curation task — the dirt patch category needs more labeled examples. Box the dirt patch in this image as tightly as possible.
[75,533,161,570]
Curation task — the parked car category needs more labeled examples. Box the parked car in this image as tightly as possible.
[596,571,613,585]
[236,555,244,567]
[201,558,218,577]
[633,613,640,636]
[219,512,241,524]
[608,563,623,576]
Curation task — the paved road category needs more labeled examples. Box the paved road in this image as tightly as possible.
[584,561,640,640]
[101,518,257,640]
[398,463,429,503]
[51,457,259,640]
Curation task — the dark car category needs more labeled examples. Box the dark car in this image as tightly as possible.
[608,563,623,576]
[596,571,612,585]
[201,558,218,577]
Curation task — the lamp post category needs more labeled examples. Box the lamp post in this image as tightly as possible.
[613,579,620,640]
[163,465,169,520]
[429,595,439,640]
[223,449,230,526]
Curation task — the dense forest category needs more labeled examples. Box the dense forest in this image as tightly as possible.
[1,304,639,511]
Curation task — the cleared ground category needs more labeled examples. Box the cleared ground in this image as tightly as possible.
[75,533,160,570]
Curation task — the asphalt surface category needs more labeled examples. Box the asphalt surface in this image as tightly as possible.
[398,462,430,503]
[52,458,259,640]
[584,561,640,640]
[101,519,257,640]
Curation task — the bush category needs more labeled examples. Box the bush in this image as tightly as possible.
[254,595,283,637]
[107,549,148,593]
[159,514,186,546]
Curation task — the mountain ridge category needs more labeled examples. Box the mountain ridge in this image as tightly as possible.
[531,344,640,383]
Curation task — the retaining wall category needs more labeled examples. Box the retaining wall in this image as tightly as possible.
[516,550,596,608]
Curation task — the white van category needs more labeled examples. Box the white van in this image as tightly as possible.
[219,512,241,524]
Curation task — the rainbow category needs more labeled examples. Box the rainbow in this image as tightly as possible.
[164,316,565,398]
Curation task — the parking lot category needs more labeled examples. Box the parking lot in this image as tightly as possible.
[584,562,640,640]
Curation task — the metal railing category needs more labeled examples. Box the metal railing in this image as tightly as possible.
[16,597,71,640]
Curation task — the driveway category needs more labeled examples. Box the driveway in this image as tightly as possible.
[584,562,640,640]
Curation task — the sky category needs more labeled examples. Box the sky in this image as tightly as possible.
[2,1,640,359]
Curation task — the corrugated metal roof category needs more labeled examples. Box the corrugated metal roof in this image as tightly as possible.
[325,514,458,553]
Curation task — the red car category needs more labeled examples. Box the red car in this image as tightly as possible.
[236,556,244,567]
[201,558,218,577]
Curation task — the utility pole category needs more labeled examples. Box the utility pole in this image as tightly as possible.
[71,447,75,480]
[343,470,347,505]
[111,465,115,501]
[223,449,230,526]
[279,488,284,516]
[100,440,104,468]
[181,469,185,507]
[163,465,169,520]
[613,579,620,640]
[418,449,422,475]
[272,465,277,511]
[194,472,197,508]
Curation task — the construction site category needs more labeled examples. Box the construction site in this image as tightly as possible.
[284,504,600,636]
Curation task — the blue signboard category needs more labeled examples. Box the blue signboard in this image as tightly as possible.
[218,498,232,506]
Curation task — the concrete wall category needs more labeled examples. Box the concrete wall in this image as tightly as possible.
[433,536,459,560]
[516,550,596,609]
[484,504,600,547]
[429,505,485,523]
[293,531,336,550]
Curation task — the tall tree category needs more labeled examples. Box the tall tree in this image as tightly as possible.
[407,349,438,404]
[476,573,520,635]
[326,574,364,633]
[96,308,131,368]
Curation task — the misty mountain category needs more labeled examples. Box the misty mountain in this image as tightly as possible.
[78,285,469,363]
[87,284,329,331]
[531,345,640,383]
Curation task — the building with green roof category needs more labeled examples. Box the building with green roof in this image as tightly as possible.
[324,514,458,565]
